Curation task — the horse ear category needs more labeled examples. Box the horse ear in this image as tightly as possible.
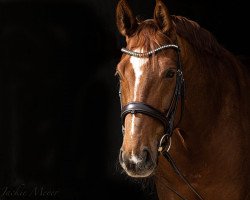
[154,0,172,33]
[116,0,137,37]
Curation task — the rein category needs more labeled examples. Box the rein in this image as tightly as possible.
[119,44,204,200]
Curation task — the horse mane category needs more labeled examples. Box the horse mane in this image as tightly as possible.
[132,15,245,73]
[133,16,226,58]
[172,15,223,57]
[172,15,248,77]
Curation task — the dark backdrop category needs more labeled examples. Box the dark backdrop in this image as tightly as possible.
[0,0,249,200]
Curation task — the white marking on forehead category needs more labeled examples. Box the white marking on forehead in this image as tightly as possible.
[129,49,148,137]
[129,151,143,164]
[129,48,148,101]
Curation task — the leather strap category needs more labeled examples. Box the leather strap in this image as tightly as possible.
[121,102,168,130]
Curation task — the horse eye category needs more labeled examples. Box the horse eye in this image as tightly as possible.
[165,70,175,78]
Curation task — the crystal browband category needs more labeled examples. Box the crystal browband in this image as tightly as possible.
[121,44,179,58]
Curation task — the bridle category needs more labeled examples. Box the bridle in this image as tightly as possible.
[120,44,185,152]
[118,44,204,200]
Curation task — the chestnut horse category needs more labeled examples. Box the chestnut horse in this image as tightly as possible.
[115,0,250,199]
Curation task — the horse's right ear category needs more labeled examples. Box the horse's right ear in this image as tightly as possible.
[116,0,137,37]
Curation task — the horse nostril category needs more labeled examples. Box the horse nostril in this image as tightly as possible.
[142,148,151,163]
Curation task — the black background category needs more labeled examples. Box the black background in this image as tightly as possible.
[0,0,249,200]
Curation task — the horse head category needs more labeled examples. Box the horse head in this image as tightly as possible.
[116,0,184,178]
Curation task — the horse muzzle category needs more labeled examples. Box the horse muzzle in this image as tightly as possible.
[119,148,156,178]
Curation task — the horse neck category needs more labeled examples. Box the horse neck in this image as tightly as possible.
[155,38,250,200]
[178,38,248,147]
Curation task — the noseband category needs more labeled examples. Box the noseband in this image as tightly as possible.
[119,44,185,152]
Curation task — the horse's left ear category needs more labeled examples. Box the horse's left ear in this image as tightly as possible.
[154,0,172,33]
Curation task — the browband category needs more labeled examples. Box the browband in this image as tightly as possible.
[121,44,179,58]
